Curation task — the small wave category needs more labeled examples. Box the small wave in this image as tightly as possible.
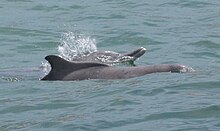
[1,76,20,82]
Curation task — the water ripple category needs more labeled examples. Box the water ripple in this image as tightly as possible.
[126,88,165,96]
[1,0,220,130]
[0,102,83,114]
[189,40,220,49]
[0,26,56,37]
[162,1,215,8]
[94,105,220,130]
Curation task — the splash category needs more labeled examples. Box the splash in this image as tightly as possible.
[40,61,51,75]
[180,65,195,73]
[58,31,97,60]
[41,31,97,74]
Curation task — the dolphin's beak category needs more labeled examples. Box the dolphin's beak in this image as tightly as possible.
[124,47,146,60]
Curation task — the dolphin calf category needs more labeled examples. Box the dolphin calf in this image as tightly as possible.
[41,55,189,81]
[71,47,146,65]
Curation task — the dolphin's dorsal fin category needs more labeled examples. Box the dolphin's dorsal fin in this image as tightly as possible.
[42,55,109,80]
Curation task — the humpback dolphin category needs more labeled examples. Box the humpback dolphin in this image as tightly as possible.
[41,55,189,81]
[71,47,146,65]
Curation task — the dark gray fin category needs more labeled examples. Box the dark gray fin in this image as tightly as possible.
[41,55,109,80]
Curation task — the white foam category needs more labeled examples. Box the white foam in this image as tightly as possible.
[180,65,195,73]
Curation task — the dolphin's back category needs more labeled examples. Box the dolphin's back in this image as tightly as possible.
[41,55,190,81]
[41,55,108,80]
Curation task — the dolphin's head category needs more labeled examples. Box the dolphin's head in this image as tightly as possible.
[123,47,146,61]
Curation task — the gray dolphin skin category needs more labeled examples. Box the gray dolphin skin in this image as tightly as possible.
[41,55,188,81]
[71,47,146,64]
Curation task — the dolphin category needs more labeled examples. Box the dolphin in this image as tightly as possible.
[41,55,189,81]
[71,47,146,65]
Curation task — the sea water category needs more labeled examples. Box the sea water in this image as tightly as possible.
[0,0,220,130]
